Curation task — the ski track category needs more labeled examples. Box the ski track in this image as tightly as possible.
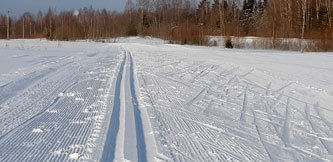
[129,53,147,162]
[100,52,126,162]
[101,51,147,162]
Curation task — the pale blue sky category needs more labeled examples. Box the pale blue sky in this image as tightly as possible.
[0,0,127,17]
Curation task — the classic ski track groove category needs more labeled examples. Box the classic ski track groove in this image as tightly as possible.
[100,53,126,162]
[101,51,147,162]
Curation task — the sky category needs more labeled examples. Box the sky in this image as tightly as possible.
[0,0,127,17]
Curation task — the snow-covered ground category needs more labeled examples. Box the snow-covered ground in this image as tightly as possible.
[0,39,124,161]
[0,38,332,162]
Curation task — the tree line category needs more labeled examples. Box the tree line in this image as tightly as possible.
[0,0,332,49]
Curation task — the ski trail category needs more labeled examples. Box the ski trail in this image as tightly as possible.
[240,85,248,122]
[313,102,332,131]
[282,97,291,147]
[123,53,139,162]
[305,104,333,154]
[275,82,294,92]
[266,82,272,96]
[114,57,127,161]
[129,52,147,162]
[100,54,126,162]
[101,51,147,162]
[251,108,274,161]
[186,88,207,106]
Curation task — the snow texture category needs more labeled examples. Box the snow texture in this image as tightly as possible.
[0,38,332,162]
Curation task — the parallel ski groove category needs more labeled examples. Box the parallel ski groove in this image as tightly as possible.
[129,53,147,162]
[100,54,126,162]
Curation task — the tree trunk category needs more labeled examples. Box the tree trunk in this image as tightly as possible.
[219,0,224,36]
[23,17,25,39]
[316,0,321,21]
[30,22,32,37]
[302,0,307,39]
[272,0,277,48]
[328,0,332,28]
[301,0,307,52]
[50,17,52,38]
[7,10,10,39]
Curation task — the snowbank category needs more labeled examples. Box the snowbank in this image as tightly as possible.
[208,36,324,51]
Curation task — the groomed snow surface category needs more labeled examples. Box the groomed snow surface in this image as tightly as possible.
[0,37,332,162]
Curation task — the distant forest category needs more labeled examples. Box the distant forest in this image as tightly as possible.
[0,0,332,48]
